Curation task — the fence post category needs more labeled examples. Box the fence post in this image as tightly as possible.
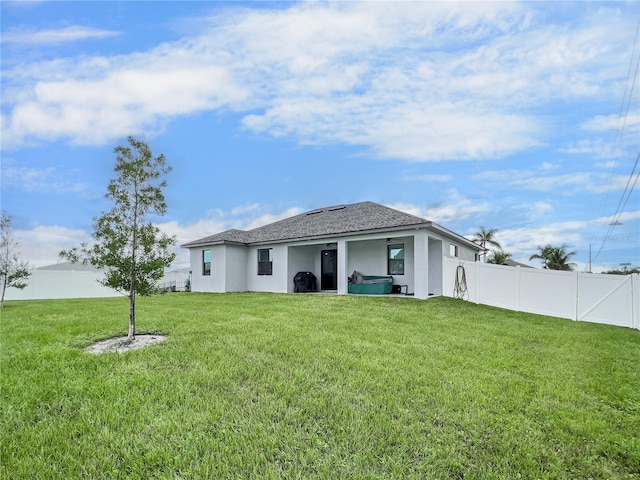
[575,271,579,322]
[514,266,521,312]
[474,261,480,304]
[633,274,639,330]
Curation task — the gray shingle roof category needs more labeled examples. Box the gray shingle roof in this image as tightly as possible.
[182,201,478,249]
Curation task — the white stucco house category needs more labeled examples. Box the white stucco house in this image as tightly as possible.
[182,201,481,299]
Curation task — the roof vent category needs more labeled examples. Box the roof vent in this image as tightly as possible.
[306,209,323,215]
[328,205,345,211]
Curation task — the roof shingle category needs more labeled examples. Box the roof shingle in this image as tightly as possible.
[181,201,476,249]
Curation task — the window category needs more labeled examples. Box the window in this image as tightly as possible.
[387,244,404,275]
[258,248,273,275]
[450,245,459,257]
[202,249,211,276]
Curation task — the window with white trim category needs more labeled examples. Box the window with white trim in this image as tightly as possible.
[450,245,459,257]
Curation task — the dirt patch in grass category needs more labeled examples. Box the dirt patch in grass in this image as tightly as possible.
[86,334,168,354]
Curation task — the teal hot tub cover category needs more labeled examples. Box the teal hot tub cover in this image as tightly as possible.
[347,270,393,294]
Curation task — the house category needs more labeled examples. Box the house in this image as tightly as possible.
[182,201,481,299]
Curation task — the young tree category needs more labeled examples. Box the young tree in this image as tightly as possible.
[529,244,576,271]
[61,136,176,340]
[472,226,502,261]
[0,212,31,308]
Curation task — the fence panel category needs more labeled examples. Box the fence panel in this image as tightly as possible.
[442,259,638,330]
[4,270,117,300]
[518,268,576,320]
[578,273,634,328]
[475,263,519,311]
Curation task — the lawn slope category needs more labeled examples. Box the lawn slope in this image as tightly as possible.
[1,294,639,479]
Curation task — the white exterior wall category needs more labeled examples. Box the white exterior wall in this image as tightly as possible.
[446,239,477,262]
[190,245,226,293]
[337,240,348,295]
[224,245,248,292]
[187,228,478,296]
[287,245,317,292]
[246,244,288,293]
[428,237,443,296]
[345,235,415,294]
[347,239,384,275]
[413,232,428,299]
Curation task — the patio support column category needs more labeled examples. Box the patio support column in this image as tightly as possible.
[337,240,348,295]
[414,232,429,299]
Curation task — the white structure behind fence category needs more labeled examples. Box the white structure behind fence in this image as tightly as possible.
[443,257,639,330]
[4,267,191,301]
[4,270,118,301]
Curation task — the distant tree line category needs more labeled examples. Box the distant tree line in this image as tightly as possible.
[473,227,577,271]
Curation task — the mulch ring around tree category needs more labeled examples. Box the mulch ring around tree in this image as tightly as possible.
[86,334,168,354]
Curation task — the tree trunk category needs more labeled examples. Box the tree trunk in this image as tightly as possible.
[0,275,6,309]
[128,245,136,340]
[128,288,136,340]
[129,187,138,341]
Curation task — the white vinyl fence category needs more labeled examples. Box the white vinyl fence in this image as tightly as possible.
[4,270,118,301]
[4,269,191,301]
[443,257,639,330]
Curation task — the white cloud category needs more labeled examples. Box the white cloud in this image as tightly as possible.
[525,201,554,220]
[404,174,453,183]
[15,203,302,270]
[230,203,261,216]
[592,210,640,228]
[477,166,635,194]
[2,2,636,160]
[497,221,586,257]
[559,138,627,160]
[15,225,90,268]
[3,59,249,147]
[243,208,304,231]
[389,190,492,224]
[581,113,640,132]
[2,26,122,45]
[486,209,640,268]
[1,159,87,193]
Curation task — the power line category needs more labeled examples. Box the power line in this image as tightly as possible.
[599,21,640,218]
[593,21,640,263]
[593,151,640,262]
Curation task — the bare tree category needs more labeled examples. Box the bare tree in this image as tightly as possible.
[0,212,31,308]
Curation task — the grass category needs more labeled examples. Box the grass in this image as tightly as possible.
[1,293,639,479]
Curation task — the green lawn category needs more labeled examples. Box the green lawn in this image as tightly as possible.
[1,293,639,479]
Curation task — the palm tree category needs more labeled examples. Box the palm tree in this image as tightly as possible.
[486,249,512,265]
[529,244,577,271]
[473,226,502,262]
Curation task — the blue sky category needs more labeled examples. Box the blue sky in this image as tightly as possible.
[1,1,639,271]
